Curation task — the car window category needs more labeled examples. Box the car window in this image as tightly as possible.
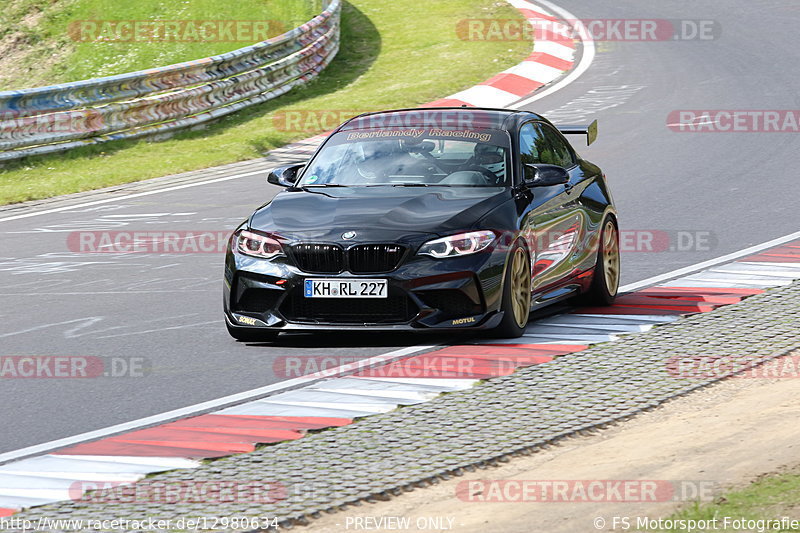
[519,122,575,169]
[538,123,575,168]
[298,129,511,187]
[519,123,545,165]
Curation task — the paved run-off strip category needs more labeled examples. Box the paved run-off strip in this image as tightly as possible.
[2,241,799,527]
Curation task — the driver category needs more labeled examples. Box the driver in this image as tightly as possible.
[467,144,504,177]
[446,144,503,185]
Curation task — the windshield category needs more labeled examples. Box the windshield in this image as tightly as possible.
[298,128,511,187]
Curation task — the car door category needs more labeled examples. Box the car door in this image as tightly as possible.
[518,121,584,295]
[538,121,605,284]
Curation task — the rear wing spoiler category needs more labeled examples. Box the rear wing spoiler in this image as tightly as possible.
[556,119,598,146]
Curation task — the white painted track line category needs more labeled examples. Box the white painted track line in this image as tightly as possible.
[0,169,269,223]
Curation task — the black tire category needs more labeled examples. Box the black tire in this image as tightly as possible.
[226,322,279,342]
[490,241,531,338]
[580,216,620,306]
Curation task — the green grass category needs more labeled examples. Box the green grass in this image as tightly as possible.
[0,0,319,88]
[0,0,529,205]
[654,470,800,532]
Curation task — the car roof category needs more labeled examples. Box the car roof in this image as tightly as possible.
[336,107,548,133]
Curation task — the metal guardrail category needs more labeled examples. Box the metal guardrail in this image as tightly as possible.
[0,0,340,162]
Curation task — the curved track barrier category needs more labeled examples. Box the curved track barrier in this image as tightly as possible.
[0,0,340,162]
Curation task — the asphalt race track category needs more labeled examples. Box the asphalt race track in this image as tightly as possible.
[1,0,798,455]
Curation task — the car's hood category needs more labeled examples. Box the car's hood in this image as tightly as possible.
[249,187,511,241]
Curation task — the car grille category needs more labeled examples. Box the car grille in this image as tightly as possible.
[289,243,407,274]
[280,287,417,324]
[348,244,406,273]
[288,244,344,274]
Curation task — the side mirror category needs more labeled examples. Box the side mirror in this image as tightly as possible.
[267,164,304,188]
[524,164,569,187]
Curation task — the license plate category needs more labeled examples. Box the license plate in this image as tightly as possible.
[304,279,388,298]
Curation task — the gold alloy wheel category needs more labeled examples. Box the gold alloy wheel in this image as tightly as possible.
[602,220,620,295]
[510,247,532,328]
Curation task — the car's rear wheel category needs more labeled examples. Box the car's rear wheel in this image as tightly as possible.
[226,322,279,342]
[491,242,531,338]
[580,216,620,306]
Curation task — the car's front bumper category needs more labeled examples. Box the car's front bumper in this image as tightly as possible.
[223,246,509,332]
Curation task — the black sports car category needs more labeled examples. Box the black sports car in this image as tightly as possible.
[224,107,619,341]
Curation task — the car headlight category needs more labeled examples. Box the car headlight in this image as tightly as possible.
[418,230,496,258]
[235,230,283,259]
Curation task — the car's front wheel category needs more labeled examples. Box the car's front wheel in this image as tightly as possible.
[226,322,279,343]
[491,242,531,338]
